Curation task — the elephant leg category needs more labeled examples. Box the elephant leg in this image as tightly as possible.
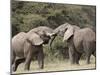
[49,36,56,50]
[68,47,75,64]
[37,50,44,69]
[86,53,91,64]
[13,58,25,71]
[24,51,32,70]
[84,49,92,64]
[75,52,82,64]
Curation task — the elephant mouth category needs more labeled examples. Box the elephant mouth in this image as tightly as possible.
[44,41,49,44]
[40,35,51,44]
[43,39,50,44]
[44,37,51,44]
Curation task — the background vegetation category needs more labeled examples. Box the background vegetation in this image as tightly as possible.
[11,1,96,62]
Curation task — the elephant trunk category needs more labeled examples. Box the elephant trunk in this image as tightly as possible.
[48,35,57,50]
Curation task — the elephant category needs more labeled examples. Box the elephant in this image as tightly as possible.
[49,23,80,49]
[11,26,54,71]
[28,26,56,49]
[49,23,96,64]
[63,24,96,64]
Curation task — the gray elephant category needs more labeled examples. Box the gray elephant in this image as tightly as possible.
[63,25,96,64]
[49,23,80,48]
[50,23,96,64]
[11,26,54,71]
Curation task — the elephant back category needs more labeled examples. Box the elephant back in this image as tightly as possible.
[83,28,95,42]
[12,32,27,57]
[74,28,96,43]
[28,26,53,35]
[12,32,27,45]
[72,25,80,32]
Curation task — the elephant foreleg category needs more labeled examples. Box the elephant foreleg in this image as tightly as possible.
[86,53,91,64]
[68,47,75,64]
[37,50,44,69]
[48,36,56,50]
[24,51,32,70]
[75,52,82,64]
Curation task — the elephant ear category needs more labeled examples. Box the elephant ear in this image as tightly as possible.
[27,32,44,45]
[63,26,74,42]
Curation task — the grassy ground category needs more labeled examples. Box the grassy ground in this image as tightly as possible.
[12,55,96,74]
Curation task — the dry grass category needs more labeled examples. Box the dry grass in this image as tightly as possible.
[12,55,96,74]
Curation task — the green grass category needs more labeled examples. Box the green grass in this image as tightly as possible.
[12,55,96,74]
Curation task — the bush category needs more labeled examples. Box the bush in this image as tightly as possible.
[44,36,69,62]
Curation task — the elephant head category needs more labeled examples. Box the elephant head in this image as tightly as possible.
[53,23,70,37]
[26,30,52,46]
[49,23,80,48]
[25,26,57,50]
[63,25,80,42]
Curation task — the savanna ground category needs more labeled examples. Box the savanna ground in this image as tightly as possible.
[12,55,96,74]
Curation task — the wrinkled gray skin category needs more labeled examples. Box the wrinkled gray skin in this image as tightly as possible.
[50,23,96,64]
[12,26,54,71]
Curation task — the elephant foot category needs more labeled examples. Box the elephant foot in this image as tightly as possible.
[40,66,44,69]
[24,66,30,71]
[69,61,80,66]
[39,65,44,69]
[75,61,80,65]
[86,61,91,64]
[74,63,80,66]
[24,68,30,71]
[86,58,91,64]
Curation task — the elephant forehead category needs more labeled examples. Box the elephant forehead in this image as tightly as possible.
[29,26,53,33]
[73,25,80,30]
[54,23,71,33]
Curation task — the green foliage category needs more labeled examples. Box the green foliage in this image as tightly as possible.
[11,1,96,60]
[19,14,50,32]
[44,36,69,61]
